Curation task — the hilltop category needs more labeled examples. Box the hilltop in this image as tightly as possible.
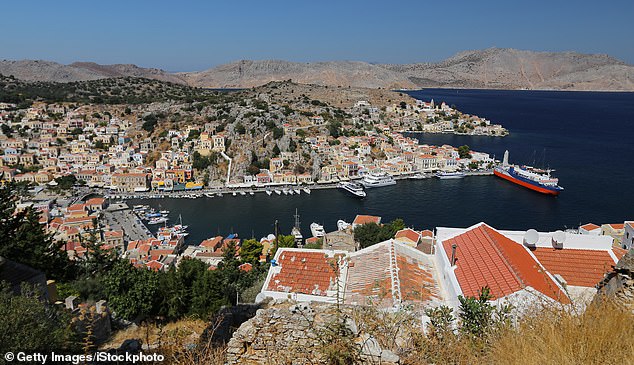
[2,49,634,91]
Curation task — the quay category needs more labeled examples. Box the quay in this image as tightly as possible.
[102,202,154,241]
[97,169,494,200]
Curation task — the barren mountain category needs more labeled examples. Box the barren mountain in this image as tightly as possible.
[0,59,187,85]
[381,48,634,91]
[2,48,633,91]
[179,60,416,89]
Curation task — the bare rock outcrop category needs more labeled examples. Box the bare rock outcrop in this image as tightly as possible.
[597,249,634,310]
[225,301,400,365]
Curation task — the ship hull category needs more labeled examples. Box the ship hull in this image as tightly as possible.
[494,169,561,196]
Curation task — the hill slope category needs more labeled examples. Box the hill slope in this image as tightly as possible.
[2,48,633,91]
[381,48,634,91]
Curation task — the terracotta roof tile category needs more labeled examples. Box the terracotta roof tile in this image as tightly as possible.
[267,250,339,296]
[353,215,381,225]
[531,248,616,287]
[613,247,628,260]
[443,225,569,303]
[580,223,600,231]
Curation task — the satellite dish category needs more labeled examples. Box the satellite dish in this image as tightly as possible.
[552,230,566,244]
[524,229,539,246]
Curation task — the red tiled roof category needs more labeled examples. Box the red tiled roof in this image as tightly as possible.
[345,242,439,308]
[145,260,164,271]
[420,229,434,238]
[395,228,420,243]
[86,197,105,206]
[531,248,616,287]
[239,263,253,272]
[443,224,569,303]
[267,250,339,296]
[200,236,223,249]
[580,223,600,231]
[613,247,628,260]
[105,230,123,238]
[353,215,381,225]
[608,223,624,230]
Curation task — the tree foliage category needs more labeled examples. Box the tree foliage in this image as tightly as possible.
[353,218,405,248]
[0,184,74,280]
[0,284,77,353]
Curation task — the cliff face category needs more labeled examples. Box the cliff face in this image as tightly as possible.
[2,48,633,91]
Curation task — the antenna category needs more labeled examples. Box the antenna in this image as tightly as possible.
[523,229,539,246]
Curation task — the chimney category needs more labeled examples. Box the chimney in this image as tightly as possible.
[96,300,108,314]
[450,244,458,266]
[65,295,79,311]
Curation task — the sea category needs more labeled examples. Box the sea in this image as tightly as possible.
[130,89,634,244]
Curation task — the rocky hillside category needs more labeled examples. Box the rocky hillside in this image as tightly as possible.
[382,48,634,91]
[179,60,416,89]
[2,48,633,90]
[0,59,186,85]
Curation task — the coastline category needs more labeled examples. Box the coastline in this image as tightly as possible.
[104,170,494,201]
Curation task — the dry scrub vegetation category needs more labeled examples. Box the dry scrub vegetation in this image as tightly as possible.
[105,296,633,365]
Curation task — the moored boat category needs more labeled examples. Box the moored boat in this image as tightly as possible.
[338,182,366,198]
[310,222,326,237]
[494,150,564,195]
[361,172,396,188]
[435,171,466,179]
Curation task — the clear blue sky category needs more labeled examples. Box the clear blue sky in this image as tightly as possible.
[1,0,633,71]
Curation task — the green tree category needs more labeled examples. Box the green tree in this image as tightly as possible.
[458,145,472,159]
[160,258,208,319]
[53,174,78,190]
[0,185,74,280]
[240,239,263,265]
[102,261,160,320]
[353,218,405,249]
[273,127,284,140]
[234,122,246,135]
[0,284,77,353]
[458,286,512,339]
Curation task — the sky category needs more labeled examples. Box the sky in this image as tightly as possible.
[1,0,633,72]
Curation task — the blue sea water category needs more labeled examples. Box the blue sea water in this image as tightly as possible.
[131,89,634,244]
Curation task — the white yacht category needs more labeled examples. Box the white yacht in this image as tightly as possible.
[310,223,326,238]
[337,219,351,231]
[338,182,366,198]
[361,172,396,188]
[435,171,466,179]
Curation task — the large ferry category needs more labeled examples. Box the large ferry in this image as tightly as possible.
[494,150,564,195]
[338,182,367,198]
[361,172,396,188]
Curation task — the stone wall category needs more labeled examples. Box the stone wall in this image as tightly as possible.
[225,301,400,365]
[597,249,634,310]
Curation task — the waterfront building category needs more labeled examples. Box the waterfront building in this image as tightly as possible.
[601,223,625,245]
[111,173,150,192]
[352,215,381,229]
[579,223,601,235]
